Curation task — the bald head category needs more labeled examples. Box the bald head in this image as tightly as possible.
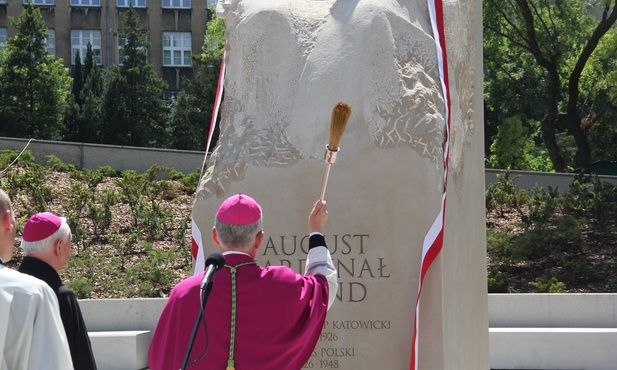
[0,189,17,262]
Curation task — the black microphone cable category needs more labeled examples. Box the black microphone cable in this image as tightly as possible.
[183,252,225,369]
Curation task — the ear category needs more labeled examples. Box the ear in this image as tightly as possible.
[253,230,264,251]
[53,238,64,257]
[1,210,11,230]
[211,227,221,246]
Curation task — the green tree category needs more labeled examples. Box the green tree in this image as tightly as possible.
[168,11,225,151]
[583,23,617,162]
[80,45,106,144]
[488,116,555,171]
[64,51,84,142]
[102,8,168,147]
[65,44,106,143]
[72,51,84,107]
[0,3,71,140]
[484,0,617,172]
[168,90,206,150]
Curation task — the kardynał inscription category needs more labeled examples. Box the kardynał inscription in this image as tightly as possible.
[256,232,402,369]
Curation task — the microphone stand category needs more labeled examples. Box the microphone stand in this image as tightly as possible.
[180,282,213,370]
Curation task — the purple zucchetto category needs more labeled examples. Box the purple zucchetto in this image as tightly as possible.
[22,212,65,242]
[216,194,262,225]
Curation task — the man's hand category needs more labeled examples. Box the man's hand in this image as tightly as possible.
[308,200,328,234]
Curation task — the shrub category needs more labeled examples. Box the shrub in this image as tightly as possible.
[486,228,513,261]
[558,258,602,286]
[127,244,178,297]
[68,277,94,299]
[487,270,509,293]
[529,277,565,293]
[170,169,200,193]
[509,216,584,261]
[47,155,76,172]
[562,175,617,229]
[0,149,37,168]
[487,170,531,217]
[519,185,560,228]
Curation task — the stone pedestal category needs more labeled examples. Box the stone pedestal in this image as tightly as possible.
[193,0,488,368]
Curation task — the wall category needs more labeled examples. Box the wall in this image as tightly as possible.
[79,294,617,333]
[485,168,617,191]
[1,137,205,175]
[79,294,617,370]
[5,138,617,187]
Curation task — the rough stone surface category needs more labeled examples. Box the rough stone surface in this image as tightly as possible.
[194,1,487,368]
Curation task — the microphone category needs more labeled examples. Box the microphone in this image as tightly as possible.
[200,252,226,290]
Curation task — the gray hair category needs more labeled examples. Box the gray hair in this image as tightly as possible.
[21,219,71,254]
[214,216,263,250]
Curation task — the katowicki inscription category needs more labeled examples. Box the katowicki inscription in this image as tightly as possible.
[256,233,392,368]
[301,318,393,368]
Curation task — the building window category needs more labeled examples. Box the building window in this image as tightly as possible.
[0,28,6,51]
[46,29,55,56]
[71,30,102,65]
[23,0,54,5]
[162,32,191,67]
[0,0,7,4]
[70,0,101,5]
[162,0,190,9]
[117,0,146,7]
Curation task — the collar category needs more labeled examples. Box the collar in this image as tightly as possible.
[0,257,5,267]
[222,252,257,267]
[18,256,63,291]
[223,251,252,258]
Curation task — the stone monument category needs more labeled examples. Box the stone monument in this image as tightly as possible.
[193,0,488,368]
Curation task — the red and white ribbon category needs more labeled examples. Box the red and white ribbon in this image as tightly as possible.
[192,50,227,275]
[410,0,451,368]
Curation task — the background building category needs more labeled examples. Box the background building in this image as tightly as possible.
[0,0,216,93]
